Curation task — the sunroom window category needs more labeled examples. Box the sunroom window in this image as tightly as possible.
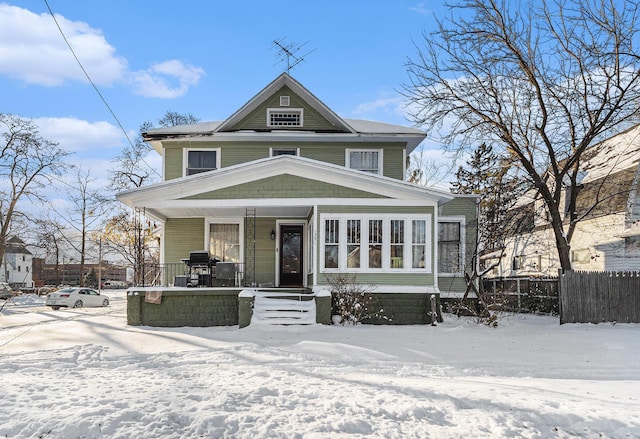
[324,219,340,269]
[321,215,432,272]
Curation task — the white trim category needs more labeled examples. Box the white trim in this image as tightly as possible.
[183,147,221,177]
[204,217,245,263]
[267,108,304,127]
[319,213,433,273]
[275,219,307,287]
[345,148,384,176]
[438,215,466,275]
[269,147,300,157]
[315,284,440,294]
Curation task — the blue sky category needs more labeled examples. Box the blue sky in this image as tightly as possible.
[1,1,452,192]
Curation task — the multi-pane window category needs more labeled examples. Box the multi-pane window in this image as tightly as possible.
[324,219,340,268]
[412,220,427,269]
[187,150,217,175]
[348,150,381,174]
[268,109,303,127]
[438,222,461,273]
[321,215,432,271]
[346,220,361,268]
[368,219,383,268]
[390,220,404,269]
[209,223,240,262]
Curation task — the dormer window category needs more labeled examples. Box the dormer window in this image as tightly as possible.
[267,108,303,127]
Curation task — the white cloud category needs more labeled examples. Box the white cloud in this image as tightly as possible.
[0,4,204,97]
[352,96,406,120]
[130,60,206,99]
[34,117,124,152]
[409,2,433,15]
[0,4,126,86]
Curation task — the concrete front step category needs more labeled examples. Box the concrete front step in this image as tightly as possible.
[252,293,316,325]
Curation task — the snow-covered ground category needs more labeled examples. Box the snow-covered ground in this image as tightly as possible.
[1,291,638,439]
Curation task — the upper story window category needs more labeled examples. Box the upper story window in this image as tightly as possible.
[346,149,383,175]
[185,149,220,176]
[271,148,299,157]
[267,108,303,127]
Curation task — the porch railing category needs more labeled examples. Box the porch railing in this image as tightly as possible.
[139,262,245,287]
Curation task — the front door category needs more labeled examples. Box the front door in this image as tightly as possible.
[279,225,304,286]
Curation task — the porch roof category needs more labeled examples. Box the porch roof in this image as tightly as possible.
[116,156,454,222]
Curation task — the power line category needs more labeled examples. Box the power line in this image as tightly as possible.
[44,1,161,181]
[43,0,136,151]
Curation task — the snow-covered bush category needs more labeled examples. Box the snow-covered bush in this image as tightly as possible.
[325,274,387,325]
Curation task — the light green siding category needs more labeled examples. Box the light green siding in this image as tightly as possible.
[438,196,479,294]
[164,146,184,180]
[251,217,277,285]
[164,218,205,263]
[230,86,340,132]
[181,174,389,200]
[162,141,406,181]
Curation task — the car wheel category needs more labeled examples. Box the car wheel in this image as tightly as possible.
[51,306,60,310]
[73,300,83,309]
[102,298,109,307]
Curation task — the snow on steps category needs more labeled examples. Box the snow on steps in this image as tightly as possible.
[251,290,316,325]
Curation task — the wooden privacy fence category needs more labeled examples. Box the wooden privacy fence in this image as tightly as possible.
[559,270,640,324]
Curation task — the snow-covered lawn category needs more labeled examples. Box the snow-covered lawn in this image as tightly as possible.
[1,291,638,439]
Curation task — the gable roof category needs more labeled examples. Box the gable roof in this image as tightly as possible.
[142,73,426,152]
[216,73,354,133]
[117,155,453,221]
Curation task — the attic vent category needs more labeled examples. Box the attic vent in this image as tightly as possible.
[280,95,290,106]
[267,108,303,127]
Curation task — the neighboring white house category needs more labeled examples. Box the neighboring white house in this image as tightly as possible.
[486,123,640,277]
[1,236,34,288]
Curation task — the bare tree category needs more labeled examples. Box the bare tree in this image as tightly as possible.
[31,215,68,281]
[57,166,109,286]
[110,111,200,192]
[403,0,640,270]
[0,114,69,266]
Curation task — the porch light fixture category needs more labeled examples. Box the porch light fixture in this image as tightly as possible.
[270,230,276,240]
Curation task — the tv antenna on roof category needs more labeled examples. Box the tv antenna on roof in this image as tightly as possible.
[272,38,316,74]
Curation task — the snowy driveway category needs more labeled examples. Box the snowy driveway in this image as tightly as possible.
[1,291,639,438]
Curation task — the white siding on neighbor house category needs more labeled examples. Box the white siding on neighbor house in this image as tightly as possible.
[1,253,34,287]
[496,213,640,277]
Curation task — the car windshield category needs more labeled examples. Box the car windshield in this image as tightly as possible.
[58,288,76,293]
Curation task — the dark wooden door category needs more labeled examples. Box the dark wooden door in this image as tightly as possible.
[279,225,304,286]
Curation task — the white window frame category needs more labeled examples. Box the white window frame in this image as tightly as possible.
[205,218,244,263]
[319,214,432,273]
[267,108,304,127]
[437,216,466,276]
[270,147,300,157]
[345,148,384,175]
[183,148,221,177]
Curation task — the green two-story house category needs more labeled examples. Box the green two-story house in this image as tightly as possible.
[117,73,477,326]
